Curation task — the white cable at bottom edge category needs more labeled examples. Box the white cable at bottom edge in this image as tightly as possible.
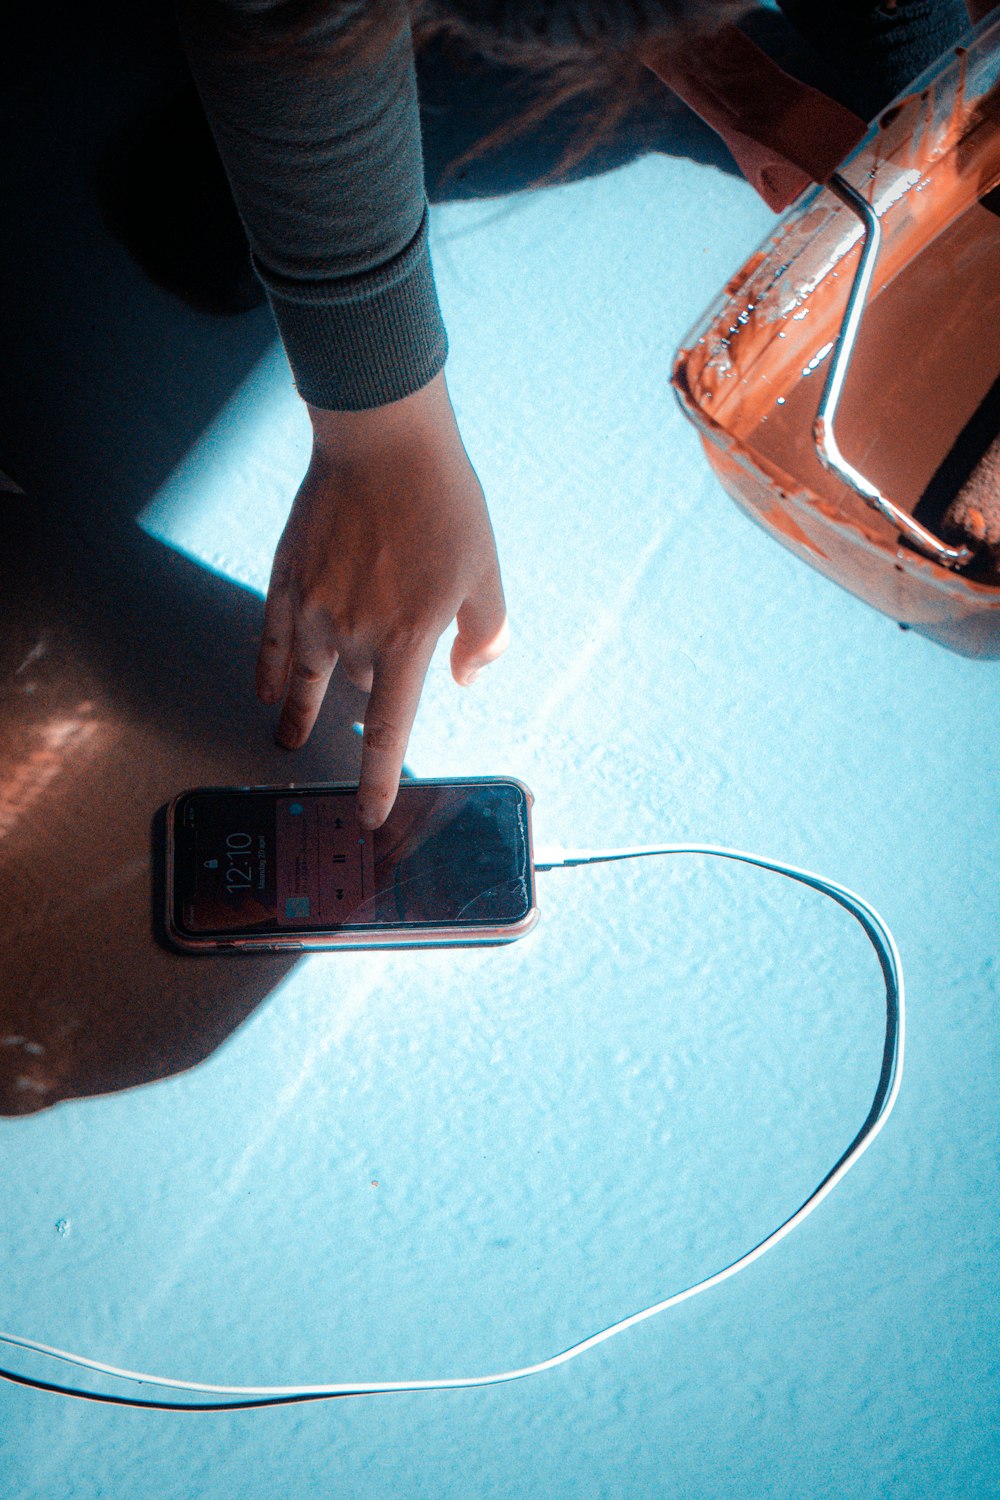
[0,842,903,1409]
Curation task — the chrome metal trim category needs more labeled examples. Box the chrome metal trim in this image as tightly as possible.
[813,173,973,570]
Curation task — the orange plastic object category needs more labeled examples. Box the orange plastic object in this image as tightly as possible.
[672,19,1000,658]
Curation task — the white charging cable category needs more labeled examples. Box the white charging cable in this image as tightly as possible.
[0,841,903,1411]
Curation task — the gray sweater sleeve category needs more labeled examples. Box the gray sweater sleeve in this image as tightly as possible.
[177,0,448,411]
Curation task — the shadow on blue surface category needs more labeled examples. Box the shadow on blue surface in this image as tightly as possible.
[0,3,774,1114]
[1,0,956,1113]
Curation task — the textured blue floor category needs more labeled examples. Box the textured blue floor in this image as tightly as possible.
[2,17,999,1500]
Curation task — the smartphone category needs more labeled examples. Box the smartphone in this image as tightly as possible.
[165,776,539,952]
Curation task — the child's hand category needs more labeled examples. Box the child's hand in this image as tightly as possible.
[255,371,508,829]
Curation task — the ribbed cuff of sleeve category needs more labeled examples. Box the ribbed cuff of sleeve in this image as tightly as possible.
[259,205,449,412]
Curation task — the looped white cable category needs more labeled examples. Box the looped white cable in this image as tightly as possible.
[0,842,902,1410]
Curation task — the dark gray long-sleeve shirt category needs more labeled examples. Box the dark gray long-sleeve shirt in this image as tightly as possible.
[179,1,446,410]
[178,1,762,410]
[178,0,972,412]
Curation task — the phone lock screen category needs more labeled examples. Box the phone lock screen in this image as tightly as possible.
[172,780,534,938]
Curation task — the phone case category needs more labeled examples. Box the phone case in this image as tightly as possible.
[164,777,540,953]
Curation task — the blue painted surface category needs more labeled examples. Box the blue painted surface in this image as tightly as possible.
[2,28,999,1500]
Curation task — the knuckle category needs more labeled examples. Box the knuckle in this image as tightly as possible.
[362,717,405,756]
[297,589,337,633]
[332,614,364,645]
[295,580,325,613]
[291,661,326,687]
[342,663,374,693]
[381,618,430,657]
[306,595,361,645]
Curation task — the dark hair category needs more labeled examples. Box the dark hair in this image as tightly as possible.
[185,0,747,190]
[415,1,750,190]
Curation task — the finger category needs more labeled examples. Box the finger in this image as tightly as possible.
[275,640,338,750]
[334,642,375,696]
[451,566,509,686]
[256,583,295,704]
[356,637,436,829]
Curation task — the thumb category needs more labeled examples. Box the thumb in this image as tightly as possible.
[451,572,509,686]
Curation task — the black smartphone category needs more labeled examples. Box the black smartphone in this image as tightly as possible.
[165,776,538,952]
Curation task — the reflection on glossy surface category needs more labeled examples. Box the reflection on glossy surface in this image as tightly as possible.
[0,702,101,842]
[0,518,371,1116]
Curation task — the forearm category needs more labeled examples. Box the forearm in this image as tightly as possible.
[176,0,447,409]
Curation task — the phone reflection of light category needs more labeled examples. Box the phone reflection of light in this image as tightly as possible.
[0,705,100,841]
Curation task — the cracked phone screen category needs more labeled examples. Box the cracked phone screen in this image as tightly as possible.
[176,782,531,935]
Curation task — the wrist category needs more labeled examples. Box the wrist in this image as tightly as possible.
[307,370,452,455]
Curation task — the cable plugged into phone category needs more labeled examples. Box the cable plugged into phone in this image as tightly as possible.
[0,837,903,1411]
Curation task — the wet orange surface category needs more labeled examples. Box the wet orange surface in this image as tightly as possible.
[674,47,1000,655]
